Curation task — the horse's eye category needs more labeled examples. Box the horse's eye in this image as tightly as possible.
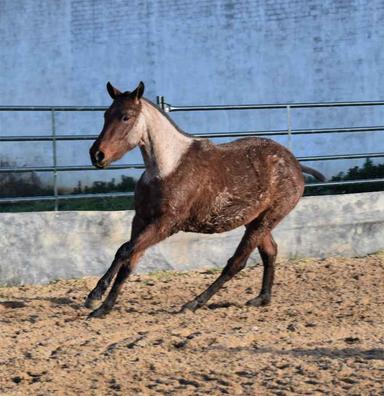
[121,115,129,122]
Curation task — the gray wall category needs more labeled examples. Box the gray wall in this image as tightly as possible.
[1,1,384,188]
[0,191,383,286]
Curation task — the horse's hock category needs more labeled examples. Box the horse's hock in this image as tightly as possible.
[0,191,383,286]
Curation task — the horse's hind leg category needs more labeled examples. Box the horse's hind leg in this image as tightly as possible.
[246,231,277,307]
[181,218,268,312]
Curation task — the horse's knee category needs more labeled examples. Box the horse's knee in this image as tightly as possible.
[115,242,132,261]
[259,234,278,260]
[222,257,247,278]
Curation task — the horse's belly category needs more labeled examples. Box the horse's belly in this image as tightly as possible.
[182,219,243,234]
[182,203,259,234]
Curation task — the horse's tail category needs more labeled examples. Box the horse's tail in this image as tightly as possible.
[300,165,326,182]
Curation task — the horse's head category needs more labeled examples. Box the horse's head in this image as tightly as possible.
[90,81,145,168]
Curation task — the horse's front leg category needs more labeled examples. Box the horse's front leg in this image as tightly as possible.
[84,215,147,309]
[87,218,174,319]
[84,241,132,309]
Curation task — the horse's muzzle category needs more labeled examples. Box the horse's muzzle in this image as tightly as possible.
[90,146,108,169]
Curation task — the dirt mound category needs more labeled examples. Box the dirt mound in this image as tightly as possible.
[0,254,383,395]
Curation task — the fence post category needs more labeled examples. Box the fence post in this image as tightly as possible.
[286,105,292,150]
[156,96,171,112]
[51,109,58,211]
[156,96,165,110]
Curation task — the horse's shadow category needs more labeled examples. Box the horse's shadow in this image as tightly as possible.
[0,296,83,310]
[0,296,211,315]
[207,344,384,361]
[124,300,240,315]
[281,346,384,360]
[207,301,240,309]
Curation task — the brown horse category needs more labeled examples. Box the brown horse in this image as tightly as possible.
[85,81,325,318]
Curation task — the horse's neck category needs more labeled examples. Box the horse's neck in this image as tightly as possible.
[139,100,193,181]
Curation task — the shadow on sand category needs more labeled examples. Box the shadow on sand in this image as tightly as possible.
[0,296,83,310]
[206,344,384,361]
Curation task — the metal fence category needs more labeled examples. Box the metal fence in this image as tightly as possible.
[1,98,384,210]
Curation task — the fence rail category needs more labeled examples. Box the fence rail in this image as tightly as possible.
[2,125,384,142]
[1,98,384,208]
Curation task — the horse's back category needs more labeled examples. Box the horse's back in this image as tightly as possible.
[199,137,303,195]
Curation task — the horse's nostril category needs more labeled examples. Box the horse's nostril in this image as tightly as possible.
[95,150,105,163]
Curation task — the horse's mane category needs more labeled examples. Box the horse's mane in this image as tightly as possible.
[142,97,193,139]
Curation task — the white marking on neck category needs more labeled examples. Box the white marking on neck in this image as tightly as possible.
[138,100,194,182]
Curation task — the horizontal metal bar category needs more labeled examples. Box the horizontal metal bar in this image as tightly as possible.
[0,191,135,204]
[305,178,384,188]
[2,151,383,174]
[297,152,384,161]
[0,134,99,142]
[2,125,384,142]
[195,130,286,138]
[0,106,107,112]
[167,100,384,112]
[1,100,384,113]
[284,125,384,136]
[2,132,279,142]
[1,177,384,204]
[195,125,384,138]
[0,164,145,173]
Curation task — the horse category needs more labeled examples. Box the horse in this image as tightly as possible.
[85,81,325,318]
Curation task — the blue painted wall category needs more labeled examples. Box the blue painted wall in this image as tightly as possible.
[1,0,383,188]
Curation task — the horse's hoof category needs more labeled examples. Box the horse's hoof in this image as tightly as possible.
[84,296,100,310]
[180,300,200,313]
[246,295,271,307]
[87,307,109,320]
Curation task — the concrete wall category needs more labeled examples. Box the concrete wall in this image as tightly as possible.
[0,191,383,286]
[1,1,384,188]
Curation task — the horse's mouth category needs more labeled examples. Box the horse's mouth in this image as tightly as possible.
[93,160,111,169]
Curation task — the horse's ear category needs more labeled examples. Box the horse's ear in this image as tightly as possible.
[106,82,122,99]
[131,81,145,101]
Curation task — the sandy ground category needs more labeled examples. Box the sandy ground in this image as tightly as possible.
[0,254,383,396]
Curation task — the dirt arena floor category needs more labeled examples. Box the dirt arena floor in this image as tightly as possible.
[0,254,383,395]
